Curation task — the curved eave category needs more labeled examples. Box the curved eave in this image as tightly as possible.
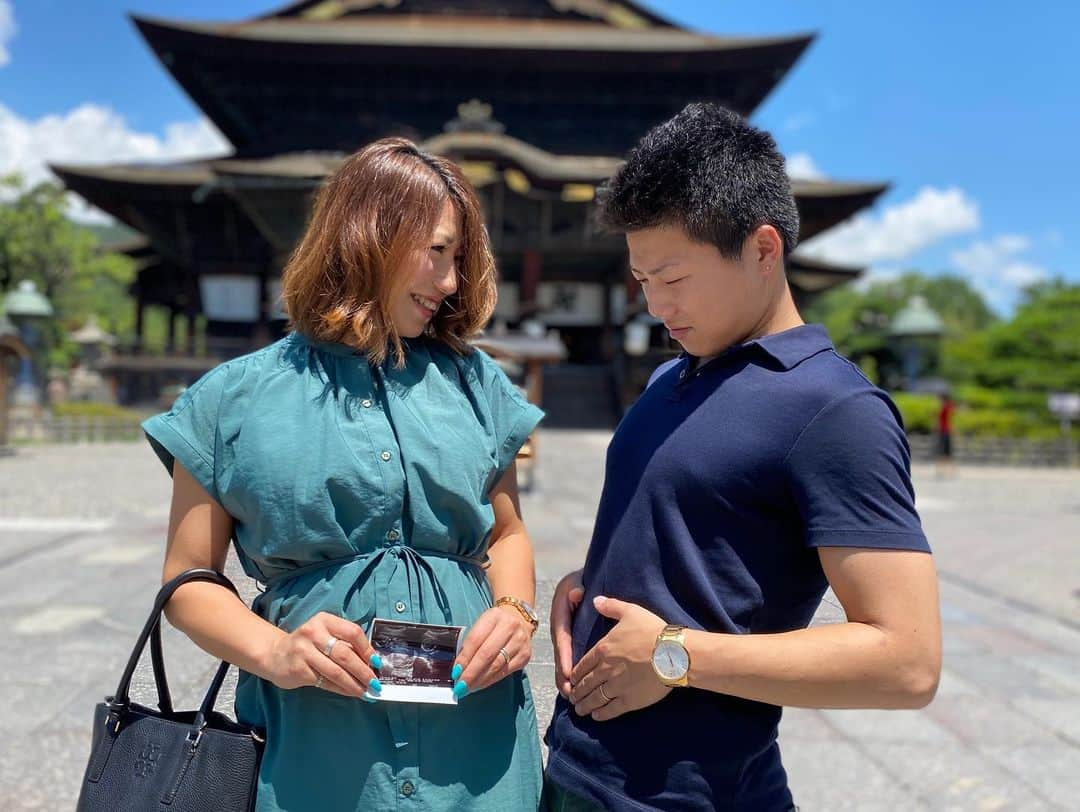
[793,180,889,242]
[259,0,677,27]
[133,14,810,54]
[787,252,863,294]
[423,132,622,185]
[211,136,622,186]
[50,161,216,231]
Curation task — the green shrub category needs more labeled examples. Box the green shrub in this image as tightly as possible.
[891,393,939,434]
[51,401,147,421]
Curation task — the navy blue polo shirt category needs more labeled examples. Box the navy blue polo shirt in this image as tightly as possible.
[545,324,930,811]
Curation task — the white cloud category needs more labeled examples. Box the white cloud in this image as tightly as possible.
[785,152,825,180]
[800,186,980,265]
[0,1,14,67]
[950,234,1049,312]
[851,266,904,292]
[0,102,231,222]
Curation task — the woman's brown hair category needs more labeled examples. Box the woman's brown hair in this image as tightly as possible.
[281,137,496,365]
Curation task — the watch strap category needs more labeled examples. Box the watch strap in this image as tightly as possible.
[495,596,539,635]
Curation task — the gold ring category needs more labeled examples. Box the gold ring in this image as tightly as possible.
[498,647,512,668]
[598,684,612,703]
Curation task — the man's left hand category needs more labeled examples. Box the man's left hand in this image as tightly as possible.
[568,596,671,721]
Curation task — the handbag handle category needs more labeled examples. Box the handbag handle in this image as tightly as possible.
[109,568,240,717]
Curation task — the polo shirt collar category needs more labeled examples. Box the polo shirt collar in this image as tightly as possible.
[683,323,834,373]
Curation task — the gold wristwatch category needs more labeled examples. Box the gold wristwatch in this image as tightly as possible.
[651,624,690,687]
[495,596,539,636]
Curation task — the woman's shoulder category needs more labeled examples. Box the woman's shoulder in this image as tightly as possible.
[176,336,297,407]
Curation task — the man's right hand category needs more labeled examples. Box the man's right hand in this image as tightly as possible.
[551,569,585,699]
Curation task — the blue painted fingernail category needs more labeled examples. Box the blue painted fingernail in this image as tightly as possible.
[451,664,463,680]
[362,695,377,703]
[453,680,469,699]
[368,678,383,694]
[370,654,383,670]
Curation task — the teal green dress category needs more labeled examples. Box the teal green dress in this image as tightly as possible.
[142,332,544,812]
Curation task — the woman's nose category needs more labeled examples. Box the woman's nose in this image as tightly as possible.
[435,264,458,296]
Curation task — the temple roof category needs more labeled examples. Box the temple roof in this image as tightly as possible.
[259,0,676,27]
[132,14,807,53]
[132,12,812,53]
[130,11,812,156]
[51,151,887,245]
[786,253,863,293]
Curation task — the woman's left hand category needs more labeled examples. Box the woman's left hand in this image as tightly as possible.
[453,606,533,696]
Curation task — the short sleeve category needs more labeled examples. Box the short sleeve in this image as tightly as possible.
[141,363,234,503]
[470,350,545,480]
[785,389,930,552]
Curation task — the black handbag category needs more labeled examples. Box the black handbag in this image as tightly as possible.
[76,568,266,812]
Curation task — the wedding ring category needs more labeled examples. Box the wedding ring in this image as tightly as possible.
[314,674,325,690]
[598,684,612,703]
[498,647,512,668]
[322,636,338,658]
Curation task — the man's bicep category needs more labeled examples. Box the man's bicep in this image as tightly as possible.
[818,546,940,634]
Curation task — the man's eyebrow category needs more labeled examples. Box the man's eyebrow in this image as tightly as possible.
[630,262,675,276]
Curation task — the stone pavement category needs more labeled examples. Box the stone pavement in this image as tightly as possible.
[1,435,1078,810]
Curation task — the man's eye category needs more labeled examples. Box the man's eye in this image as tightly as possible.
[666,277,687,285]
[634,277,648,286]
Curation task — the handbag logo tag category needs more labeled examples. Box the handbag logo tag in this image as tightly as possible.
[134,743,163,778]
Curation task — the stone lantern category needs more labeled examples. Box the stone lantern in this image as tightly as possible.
[4,280,55,407]
[887,295,944,388]
[0,307,32,455]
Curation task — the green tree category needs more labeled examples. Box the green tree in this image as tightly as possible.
[0,175,136,364]
[804,270,997,384]
[944,281,1080,392]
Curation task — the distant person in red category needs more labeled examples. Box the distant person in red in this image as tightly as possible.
[936,393,956,477]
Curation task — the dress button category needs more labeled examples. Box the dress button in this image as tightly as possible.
[386,529,400,541]
[360,399,372,408]
[401,781,415,797]
[380,451,392,461]
[395,601,407,613]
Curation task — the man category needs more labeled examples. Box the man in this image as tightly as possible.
[544,104,941,811]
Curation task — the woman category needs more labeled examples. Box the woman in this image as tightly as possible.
[143,138,545,810]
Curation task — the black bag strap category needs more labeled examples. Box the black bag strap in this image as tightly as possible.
[109,569,240,715]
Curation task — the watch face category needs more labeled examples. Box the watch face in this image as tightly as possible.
[520,600,538,623]
[652,639,689,681]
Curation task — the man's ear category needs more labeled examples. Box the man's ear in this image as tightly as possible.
[752,225,784,275]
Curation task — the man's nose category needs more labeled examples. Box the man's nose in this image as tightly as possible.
[646,291,673,322]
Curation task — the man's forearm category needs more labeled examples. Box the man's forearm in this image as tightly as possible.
[685,621,939,710]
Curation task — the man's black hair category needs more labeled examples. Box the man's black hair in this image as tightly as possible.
[598,103,800,258]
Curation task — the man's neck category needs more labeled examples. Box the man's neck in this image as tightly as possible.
[696,287,804,367]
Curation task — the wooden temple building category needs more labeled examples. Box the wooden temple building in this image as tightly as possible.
[53,0,887,420]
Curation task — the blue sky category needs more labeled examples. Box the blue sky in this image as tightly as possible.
[1,0,1076,313]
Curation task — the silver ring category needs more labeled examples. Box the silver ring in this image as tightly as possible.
[322,636,338,658]
[314,674,325,690]
[498,647,511,668]
[598,684,612,703]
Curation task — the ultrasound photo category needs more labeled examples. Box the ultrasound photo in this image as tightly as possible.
[369,619,465,694]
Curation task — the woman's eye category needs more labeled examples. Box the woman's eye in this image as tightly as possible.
[431,245,446,254]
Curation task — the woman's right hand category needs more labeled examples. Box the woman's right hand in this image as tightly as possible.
[264,612,382,699]
[551,569,585,699]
